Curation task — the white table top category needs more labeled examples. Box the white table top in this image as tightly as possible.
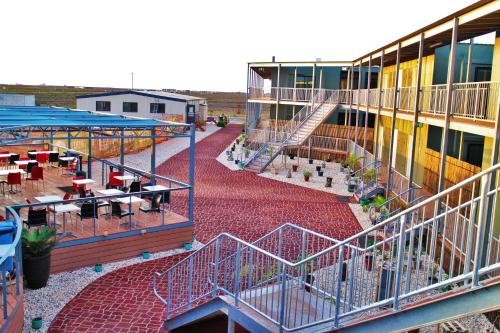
[113,175,136,181]
[97,189,124,195]
[143,185,169,191]
[35,195,63,203]
[31,151,58,154]
[72,179,96,185]
[0,153,14,158]
[58,156,75,161]
[49,204,80,213]
[14,160,37,165]
[0,169,26,176]
[115,196,144,204]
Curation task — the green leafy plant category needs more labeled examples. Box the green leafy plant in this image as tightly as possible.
[239,134,247,142]
[362,168,378,182]
[373,195,386,208]
[347,152,362,170]
[216,120,226,128]
[303,169,312,177]
[22,227,57,257]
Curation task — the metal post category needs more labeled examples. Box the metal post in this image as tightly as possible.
[407,33,424,203]
[308,138,311,160]
[345,68,351,126]
[67,128,71,150]
[472,174,490,286]
[188,124,196,223]
[363,56,372,167]
[374,51,385,161]
[87,128,92,179]
[387,43,401,197]
[437,18,458,193]
[466,38,473,82]
[245,64,250,136]
[150,127,156,182]
[355,63,362,146]
[293,66,298,101]
[120,128,125,169]
[393,214,407,309]
[347,65,355,142]
[275,64,281,141]
[228,317,235,333]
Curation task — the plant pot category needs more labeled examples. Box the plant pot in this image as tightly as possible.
[318,171,324,177]
[305,273,315,292]
[315,166,321,172]
[308,159,313,164]
[31,317,43,330]
[359,198,369,206]
[231,147,235,152]
[226,150,231,156]
[238,162,244,169]
[23,253,51,289]
[288,154,295,160]
[236,139,240,145]
[94,263,103,272]
[347,182,357,193]
[292,165,298,172]
[184,243,192,251]
[234,159,240,164]
[304,175,310,182]
[364,255,373,271]
[142,251,151,259]
[325,177,332,187]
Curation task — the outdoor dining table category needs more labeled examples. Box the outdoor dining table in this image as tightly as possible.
[31,150,58,155]
[0,169,25,176]
[14,160,37,166]
[72,179,96,186]
[34,195,64,230]
[49,204,80,239]
[115,195,144,228]
[97,189,124,195]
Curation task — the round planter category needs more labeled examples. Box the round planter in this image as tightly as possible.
[234,159,240,165]
[318,171,324,177]
[292,165,298,172]
[231,147,235,152]
[142,251,151,259]
[347,183,357,193]
[304,175,310,182]
[31,317,43,330]
[315,166,321,172]
[184,243,192,251]
[308,159,313,164]
[23,253,51,289]
[94,263,103,272]
[288,154,295,160]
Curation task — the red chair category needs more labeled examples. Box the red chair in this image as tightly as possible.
[63,193,73,200]
[17,157,30,170]
[7,172,21,193]
[0,150,9,168]
[109,171,124,188]
[26,166,44,190]
[35,153,49,166]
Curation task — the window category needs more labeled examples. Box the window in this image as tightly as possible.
[150,103,165,114]
[96,101,111,111]
[427,125,443,152]
[123,102,138,113]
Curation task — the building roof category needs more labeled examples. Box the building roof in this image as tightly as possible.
[0,105,187,128]
[76,90,205,103]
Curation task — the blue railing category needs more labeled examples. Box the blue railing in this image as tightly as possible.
[0,206,23,331]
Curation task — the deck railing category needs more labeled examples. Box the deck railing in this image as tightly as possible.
[0,207,23,331]
[155,162,500,331]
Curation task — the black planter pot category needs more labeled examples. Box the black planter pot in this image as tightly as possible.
[288,154,295,160]
[308,159,313,164]
[315,166,322,172]
[23,253,51,289]
[318,171,324,177]
[305,273,315,292]
[325,177,333,187]
[231,147,235,152]
[234,159,240,164]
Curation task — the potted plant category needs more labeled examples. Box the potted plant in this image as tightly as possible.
[318,170,324,177]
[347,152,362,173]
[22,226,56,289]
[379,207,389,221]
[339,160,346,172]
[288,153,295,160]
[292,164,299,172]
[362,168,378,183]
[236,138,240,145]
[325,177,333,187]
[308,158,313,165]
[315,165,322,172]
[303,169,312,182]
[373,195,386,211]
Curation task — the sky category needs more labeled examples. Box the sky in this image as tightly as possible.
[0,0,482,92]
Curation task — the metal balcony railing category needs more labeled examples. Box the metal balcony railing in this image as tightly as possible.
[155,162,500,331]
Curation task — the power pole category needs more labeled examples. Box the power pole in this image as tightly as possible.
[131,72,134,89]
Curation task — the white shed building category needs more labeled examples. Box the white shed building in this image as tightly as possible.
[76,90,207,123]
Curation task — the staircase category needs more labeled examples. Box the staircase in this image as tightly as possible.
[154,162,500,332]
[244,90,340,173]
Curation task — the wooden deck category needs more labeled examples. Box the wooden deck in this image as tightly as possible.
[1,145,193,272]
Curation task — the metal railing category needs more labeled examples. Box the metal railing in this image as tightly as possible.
[155,162,500,331]
[348,140,376,167]
[0,207,23,331]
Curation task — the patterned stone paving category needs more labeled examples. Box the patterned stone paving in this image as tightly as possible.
[48,124,362,332]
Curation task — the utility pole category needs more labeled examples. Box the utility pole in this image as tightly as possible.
[131,72,134,89]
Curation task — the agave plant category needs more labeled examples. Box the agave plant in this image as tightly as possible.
[22,227,57,257]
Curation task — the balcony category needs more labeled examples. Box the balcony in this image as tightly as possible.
[249,81,500,122]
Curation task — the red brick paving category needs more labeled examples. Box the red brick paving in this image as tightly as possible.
[48,124,362,332]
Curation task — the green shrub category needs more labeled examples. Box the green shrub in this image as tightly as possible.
[216,120,226,128]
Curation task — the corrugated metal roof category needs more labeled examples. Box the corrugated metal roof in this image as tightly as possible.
[75,89,205,102]
[0,105,187,128]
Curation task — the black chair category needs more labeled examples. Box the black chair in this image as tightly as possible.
[78,187,87,198]
[139,193,162,214]
[77,202,98,232]
[111,201,133,226]
[26,161,39,175]
[48,152,59,167]
[8,154,19,167]
[75,170,86,178]
[141,182,154,200]
[27,150,37,160]
[87,192,111,217]
[129,181,141,193]
[23,208,48,229]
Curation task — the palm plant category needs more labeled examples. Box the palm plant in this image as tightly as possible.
[347,152,362,171]
[22,227,56,257]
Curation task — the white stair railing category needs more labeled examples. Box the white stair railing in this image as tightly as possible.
[154,162,500,331]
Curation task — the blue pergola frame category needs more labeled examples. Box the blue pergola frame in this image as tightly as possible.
[0,105,196,234]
